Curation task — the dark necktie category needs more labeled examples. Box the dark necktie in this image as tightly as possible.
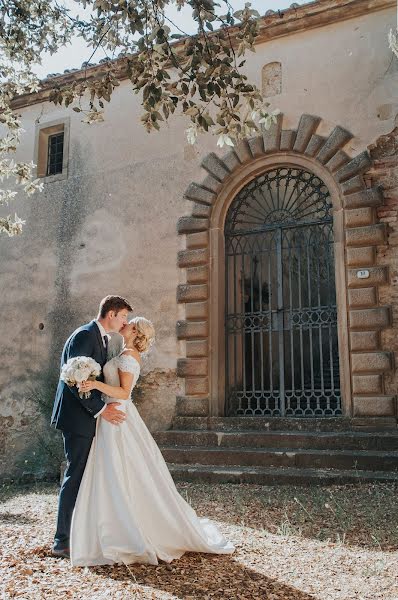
[104,335,109,356]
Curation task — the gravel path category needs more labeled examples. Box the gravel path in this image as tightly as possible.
[0,482,397,599]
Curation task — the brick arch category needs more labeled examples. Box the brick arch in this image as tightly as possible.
[176,113,395,423]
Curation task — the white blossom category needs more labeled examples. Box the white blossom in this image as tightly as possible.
[186,124,198,145]
[0,214,26,236]
[83,109,105,124]
[217,133,235,148]
[24,179,44,196]
[0,190,18,206]
[389,29,398,58]
[259,109,281,130]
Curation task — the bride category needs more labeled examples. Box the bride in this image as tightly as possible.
[71,317,234,566]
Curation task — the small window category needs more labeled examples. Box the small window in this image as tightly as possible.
[34,118,70,182]
[47,132,64,176]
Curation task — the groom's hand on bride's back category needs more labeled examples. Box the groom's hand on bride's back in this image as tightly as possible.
[101,403,126,425]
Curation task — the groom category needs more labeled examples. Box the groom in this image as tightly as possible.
[51,295,133,558]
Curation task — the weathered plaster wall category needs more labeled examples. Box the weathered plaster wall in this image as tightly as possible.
[0,4,396,476]
[249,7,397,147]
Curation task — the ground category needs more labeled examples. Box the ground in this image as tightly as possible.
[0,481,397,599]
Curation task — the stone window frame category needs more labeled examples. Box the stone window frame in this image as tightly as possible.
[176,113,396,423]
[34,117,70,183]
[208,152,350,417]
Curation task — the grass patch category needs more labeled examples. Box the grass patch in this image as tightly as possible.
[179,481,398,550]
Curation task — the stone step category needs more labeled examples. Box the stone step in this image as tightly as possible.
[172,416,397,432]
[160,446,398,472]
[153,430,398,451]
[167,464,398,485]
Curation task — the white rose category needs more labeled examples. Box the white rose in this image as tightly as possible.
[82,368,92,380]
[74,368,86,383]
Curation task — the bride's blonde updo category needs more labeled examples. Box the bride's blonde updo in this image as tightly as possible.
[129,317,155,353]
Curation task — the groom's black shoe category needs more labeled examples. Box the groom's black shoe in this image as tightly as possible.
[51,546,70,559]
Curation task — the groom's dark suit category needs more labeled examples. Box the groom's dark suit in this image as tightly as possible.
[52,320,107,550]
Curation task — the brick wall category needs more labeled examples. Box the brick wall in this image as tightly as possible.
[367,128,398,400]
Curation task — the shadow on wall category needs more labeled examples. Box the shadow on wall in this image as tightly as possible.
[5,141,95,480]
[46,140,95,375]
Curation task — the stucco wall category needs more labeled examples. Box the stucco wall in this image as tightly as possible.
[0,4,396,476]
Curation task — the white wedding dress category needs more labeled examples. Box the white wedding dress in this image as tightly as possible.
[70,353,234,566]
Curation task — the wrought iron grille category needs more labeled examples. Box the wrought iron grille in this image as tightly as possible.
[225,167,341,417]
[47,132,64,176]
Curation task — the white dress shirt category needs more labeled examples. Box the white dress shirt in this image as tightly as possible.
[95,319,110,348]
[93,320,109,418]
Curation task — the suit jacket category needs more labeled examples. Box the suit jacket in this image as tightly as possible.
[51,320,107,438]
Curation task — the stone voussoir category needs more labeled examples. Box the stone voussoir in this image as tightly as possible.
[248,136,264,158]
[325,150,350,173]
[280,130,296,151]
[348,287,377,308]
[201,152,230,181]
[352,374,383,395]
[186,266,208,284]
[192,203,211,218]
[346,224,386,247]
[351,351,393,373]
[185,301,209,320]
[177,216,209,235]
[316,125,353,164]
[177,283,208,303]
[305,134,325,157]
[336,151,372,183]
[177,358,208,378]
[343,187,383,209]
[176,320,208,340]
[293,114,321,153]
[349,306,391,330]
[185,377,209,395]
[186,339,208,357]
[234,139,252,163]
[347,265,388,288]
[346,246,376,267]
[344,207,374,228]
[183,182,216,205]
[350,331,380,352]
[341,175,366,195]
[263,113,283,153]
[221,150,242,172]
[185,231,208,249]
[176,396,209,417]
[353,396,396,417]
[201,173,223,194]
[177,248,208,268]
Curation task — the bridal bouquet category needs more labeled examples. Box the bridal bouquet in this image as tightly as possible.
[60,356,101,399]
